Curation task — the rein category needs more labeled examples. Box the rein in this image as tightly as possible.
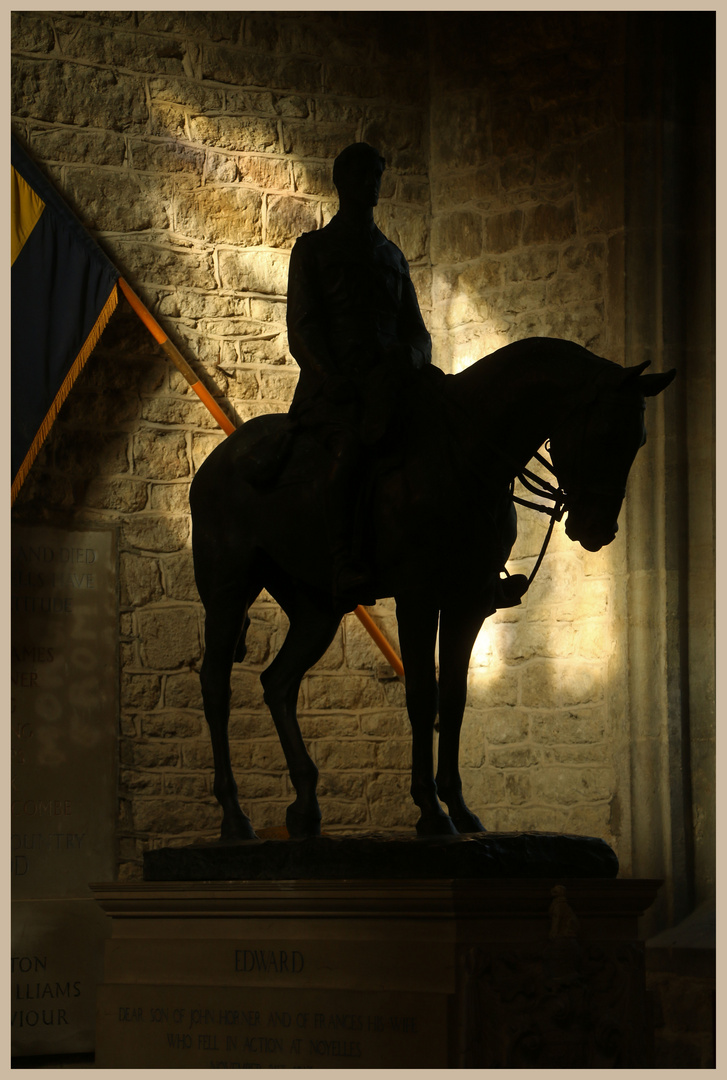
[509,445,566,590]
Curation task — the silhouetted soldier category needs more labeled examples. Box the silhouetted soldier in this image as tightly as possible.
[287,142,431,601]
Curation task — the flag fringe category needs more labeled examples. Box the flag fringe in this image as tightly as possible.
[11,283,119,505]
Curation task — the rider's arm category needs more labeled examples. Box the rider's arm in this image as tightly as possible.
[286,235,334,381]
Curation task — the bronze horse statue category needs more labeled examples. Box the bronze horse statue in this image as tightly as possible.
[190,337,674,841]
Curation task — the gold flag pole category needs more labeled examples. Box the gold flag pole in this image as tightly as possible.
[118,277,405,680]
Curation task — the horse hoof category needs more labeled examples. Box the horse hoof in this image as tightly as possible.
[220,812,258,843]
[451,813,487,835]
[416,812,458,838]
[286,806,322,839]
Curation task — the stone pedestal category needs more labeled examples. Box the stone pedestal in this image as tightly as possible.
[91,876,660,1068]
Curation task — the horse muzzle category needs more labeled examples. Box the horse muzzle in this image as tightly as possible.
[564,511,619,552]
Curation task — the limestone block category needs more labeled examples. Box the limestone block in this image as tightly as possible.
[494,621,576,663]
[488,806,565,833]
[188,115,278,154]
[121,515,190,553]
[120,770,163,796]
[201,44,277,87]
[299,715,359,740]
[121,673,162,711]
[54,19,187,76]
[507,249,559,282]
[482,710,530,745]
[11,12,55,52]
[149,483,197,514]
[175,187,262,245]
[526,553,581,607]
[305,675,385,712]
[181,739,214,770]
[250,740,287,772]
[162,774,210,799]
[120,552,163,607]
[522,200,577,245]
[495,280,548,315]
[129,739,181,768]
[542,744,609,766]
[204,153,238,184]
[237,152,293,191]
[491,745,541,770]
[500,155,537,191]
[485,209,523,253]
[547,270,603,306]
[142,711,202,739]
[230,370,259,400]
[561,240,607,272]
[132,430,189,479]
[491,100,549,157]
[161,552,198,603]
[12,59,148,131]
[314,739,374,771]
[54,432,130,479]
[165,672,204,710]
[431,211,484,263]
[362,110,426,175]
[273,57,323,95]
[537,148,576,186]
[132,799,220,835]
[292,160,336,198]
[458,724,486,769]
[64,169,169,232]
[375,203,428,263]
[130,139,205,179]
[141,396,220,429]
[183,11,243,44]
[266,195,318,249]
[228,710,281,740]
[360,711,410,738]
[249,299,287,325]
[431,165,500,210]
[544,302,605,346]
[317,772,367,800]
[374,739,411,771]
[504,772,531,805]
[531,766,614,806]
[431,91,491,169]
[466,667,519,709]
[521,661,604,709]
[218,249,290,295]
[530,708,607,745]
[137,606,202,669]
[397,176,430,205]
[30,128,126,166]
[149,102,187,140]
[83,478,148,514]
[281,120,359,159]
[148,75,224,111]
[113,240,216,290]
[229,669,266,709]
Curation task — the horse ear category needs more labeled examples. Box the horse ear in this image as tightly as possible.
[639,369,677,397]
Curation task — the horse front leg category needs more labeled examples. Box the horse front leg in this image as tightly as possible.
[260,591,342,838]
[396,596,456,837]
[436,600,492,834]
[200,600,258,842]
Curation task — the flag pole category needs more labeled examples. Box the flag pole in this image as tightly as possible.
[118,278,406,681]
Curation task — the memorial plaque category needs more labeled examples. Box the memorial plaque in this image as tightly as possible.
[11,526,117,1055]
[96,985,449,1068]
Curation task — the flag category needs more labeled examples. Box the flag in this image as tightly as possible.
[11,135,120,502]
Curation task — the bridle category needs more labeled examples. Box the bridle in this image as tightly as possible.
[509,444,565,590]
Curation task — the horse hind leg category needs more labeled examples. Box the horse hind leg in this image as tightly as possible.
[200,594,258,842]
[260,592,341,838]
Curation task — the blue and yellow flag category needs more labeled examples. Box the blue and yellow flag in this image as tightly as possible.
[11,136,120,502]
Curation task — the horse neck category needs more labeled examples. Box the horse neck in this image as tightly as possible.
[445,339,615,479]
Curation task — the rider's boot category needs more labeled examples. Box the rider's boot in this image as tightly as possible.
[494,572,529,609]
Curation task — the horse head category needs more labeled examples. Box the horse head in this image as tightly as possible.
[548,362,676,552]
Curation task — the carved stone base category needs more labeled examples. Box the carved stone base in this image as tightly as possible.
[91,876,660,1068]
[143,830,619,881]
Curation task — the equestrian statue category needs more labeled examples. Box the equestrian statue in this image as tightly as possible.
[190,144,675,842]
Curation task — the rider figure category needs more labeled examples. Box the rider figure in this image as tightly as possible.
[287,142,431,601]
[286,142,527,610]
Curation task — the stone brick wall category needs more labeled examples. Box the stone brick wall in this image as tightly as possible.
[12,11,635,879]
[426,13,632,856]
